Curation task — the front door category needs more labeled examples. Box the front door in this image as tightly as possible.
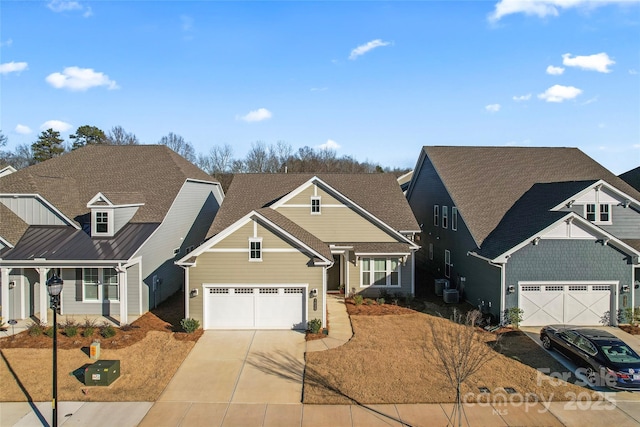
[327,255,341,292]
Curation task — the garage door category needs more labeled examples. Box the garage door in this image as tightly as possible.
[204,286,306,330]
[519,283,612,326]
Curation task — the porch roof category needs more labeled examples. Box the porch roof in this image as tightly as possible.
[344,242,415,256]
[0,223,158,262]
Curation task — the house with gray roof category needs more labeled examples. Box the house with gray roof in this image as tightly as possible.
[406,146,640,326]
[176,173,420,330]
[0,145,224,325]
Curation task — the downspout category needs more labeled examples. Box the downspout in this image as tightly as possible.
[322,266,327,329]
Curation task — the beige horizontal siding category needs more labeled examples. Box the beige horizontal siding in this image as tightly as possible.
[285,185,342,206]
[277,207,397,242]
[214,220,302,250]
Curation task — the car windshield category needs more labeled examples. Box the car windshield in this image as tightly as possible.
[601,344,640,364]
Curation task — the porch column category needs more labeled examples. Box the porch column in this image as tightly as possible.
[117,265,128,325]
[37,268,49,324]
[1,268,10,322]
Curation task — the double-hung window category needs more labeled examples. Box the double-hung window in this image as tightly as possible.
[311,197,321,214]
[361,258,401,287]
[585,203,611,224]
[444,250,451,278]
[452,207,458,231]
[442,206,448,229]
[433,205,440,227]
[83,268,119,302]
[249,238,262,261]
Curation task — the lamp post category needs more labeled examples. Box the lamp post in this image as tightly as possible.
[46,274,63,427]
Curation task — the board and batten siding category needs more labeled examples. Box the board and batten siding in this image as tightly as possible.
[188,250,323,327]
[0,196,69,226]
[134,180,221,306]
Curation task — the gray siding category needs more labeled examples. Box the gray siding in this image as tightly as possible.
[135,180,221,308]
[0,196,68,225]
[600,205,640,239]
[114,206,139,234]
[127,263,141,315]
[506,239,633,313]
[60,268,120,316]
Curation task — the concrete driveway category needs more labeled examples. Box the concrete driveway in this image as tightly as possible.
[157,330,306,404]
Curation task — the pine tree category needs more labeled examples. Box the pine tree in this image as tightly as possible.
[70,125,107,149]
[32,128,65,163]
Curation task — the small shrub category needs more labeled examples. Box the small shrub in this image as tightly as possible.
[504,307,524,328]
[376,297,385,306]
[308,318,322,334]
[44,326,55,338]
[64,325,78,337]
[83,326,95,337]
[379,290,392,301]
[27,321,43,336]
[100,323,116,338]
[365,298,374,306]
[620,307,635,325]
[0,306,5,330]
[120,323,134,332]
[353,295,364,306]
[180,318,200,334]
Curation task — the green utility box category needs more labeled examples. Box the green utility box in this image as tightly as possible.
[84,360,120,386]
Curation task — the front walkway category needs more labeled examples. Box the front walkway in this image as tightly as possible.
[306,294,353,352]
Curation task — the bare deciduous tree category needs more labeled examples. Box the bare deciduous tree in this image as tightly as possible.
[159,132,196,163]
[107,126,139,145]
[426,310,500,427]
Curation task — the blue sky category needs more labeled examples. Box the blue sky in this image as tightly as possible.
[1,0,639,173]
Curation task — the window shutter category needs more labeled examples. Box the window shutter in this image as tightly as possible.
[75,268,83,301]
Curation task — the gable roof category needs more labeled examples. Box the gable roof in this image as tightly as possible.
[0,203,29,247]
[620,166,640,192]
[206,173,420,239]
[415,146,640,248]
[0,145,217,226]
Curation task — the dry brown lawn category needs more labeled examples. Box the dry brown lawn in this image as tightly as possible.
[0,292,200,402]
[303,312,599,405]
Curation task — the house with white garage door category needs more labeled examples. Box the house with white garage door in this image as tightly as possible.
[406,146,640,326]
[177,173,420,330]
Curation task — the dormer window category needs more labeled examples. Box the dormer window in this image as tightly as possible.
[92,209,114,236]
[311,197,321,214]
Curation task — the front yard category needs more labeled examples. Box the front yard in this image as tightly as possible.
[0,292,199,402]
[303,307,598,404]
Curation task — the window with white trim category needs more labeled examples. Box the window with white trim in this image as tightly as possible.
[444,250,451,278]
[249,238,262,261]
[433,205,440,227]
[83,268,119,302]
[452,207,458,231]
[442,206,448,229]
[585,203,611,224]
[361,258,401,287]
[92,210,113,236]
[311,197,321,214]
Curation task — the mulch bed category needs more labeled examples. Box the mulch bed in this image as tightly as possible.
[619,324,640,335]
[345,298,417,316]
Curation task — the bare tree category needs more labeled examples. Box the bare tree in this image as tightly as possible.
[245,141,269,172]
[210,144,234,174]
[158,132,196,163]
[426,310,500,427]
[107,126,139,145]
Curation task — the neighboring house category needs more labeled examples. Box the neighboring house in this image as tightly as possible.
[177,174,420,330]
[620,166,640,192]
[406,146,640,326]
[397,170,413,194]
[0,165,17,178]
[0,145,224,325]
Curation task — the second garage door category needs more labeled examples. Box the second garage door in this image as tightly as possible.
[519,283,613,326]
[204,285,306,330]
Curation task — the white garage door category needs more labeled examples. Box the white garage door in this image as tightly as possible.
[204,286,306,330]
[519,283,612,326]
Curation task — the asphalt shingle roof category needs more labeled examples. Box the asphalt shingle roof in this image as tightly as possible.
[0,145,216,226]
[0,203,29,247]
[620,166,640,193]
[422,146,640,248]
[207,173,420,239]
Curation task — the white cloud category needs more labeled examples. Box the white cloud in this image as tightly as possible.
[0,39,13,47]
[181,15,193,31]
[513,94,532,101]
[349,39,391,60]
[0,61,28,75]
[489,0,637,22]
[562,52,615,73]
[45,66,118,91]
[485,104,501,113]
[581,96,598,105]
[40,120,72,132]
[630,69,638,75]
[47,0,81,12]
[238,108,272,123]
[318,139,340,150]
[15,124,32,135]
[546,65,565,75]
[538,84,583,103]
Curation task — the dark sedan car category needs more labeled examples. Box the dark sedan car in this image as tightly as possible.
[540,325,640,390]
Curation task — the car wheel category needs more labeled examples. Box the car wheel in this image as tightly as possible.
[541,335,553,350]
[586,367,598,385]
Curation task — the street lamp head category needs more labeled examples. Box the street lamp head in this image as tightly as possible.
[46,274,64,297]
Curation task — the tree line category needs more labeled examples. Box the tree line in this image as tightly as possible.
[0,125,409,180]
